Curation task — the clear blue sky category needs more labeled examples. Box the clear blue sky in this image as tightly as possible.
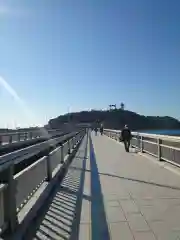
[0,0,180,128]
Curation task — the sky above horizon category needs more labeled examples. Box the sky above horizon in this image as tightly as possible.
[0,0,180,128]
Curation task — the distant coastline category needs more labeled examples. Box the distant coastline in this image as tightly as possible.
[140,129,180,136]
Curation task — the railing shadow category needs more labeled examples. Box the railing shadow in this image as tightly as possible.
[23,136,88,240]
[89,136,110,240]
[69,167,180,191]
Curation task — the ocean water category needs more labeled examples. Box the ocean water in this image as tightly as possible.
[140,129,180,136]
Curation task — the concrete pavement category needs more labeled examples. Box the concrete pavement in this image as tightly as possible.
[23,132,180,240]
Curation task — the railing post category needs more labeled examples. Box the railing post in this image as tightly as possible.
[0,135,2,145]
[157,138,162,161]
[68,140,71,154]
[0,165,18,233]
[46,155,52,181]
[140,136,143,152]
[60,144,64,164]
[72,137,75,149]
[24,132,27,141]
[78,133,81,142]
[18,133,21,142]
[134,134,138,150]
[74,135,77,145]
[9,135,13,144]
[138,134,141,150]
[76,134,79,144]
[74,136,77,147]
[119,132,121,142]
[29,132,33,139]
[76,134,78,144]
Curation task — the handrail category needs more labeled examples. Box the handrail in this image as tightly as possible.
[0,128,62,136]
[0,128,87,235]
[0,128,75,146]
[104,128,180,167]
[104,128,180,141]
[0,132,78,172]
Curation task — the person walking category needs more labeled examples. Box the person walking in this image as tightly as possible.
[94,127,98,136]
[100,123,104,135]
[121,124,132,152]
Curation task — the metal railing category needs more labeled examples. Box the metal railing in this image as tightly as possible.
[0,132,79,172]
[0,129,86,235]
[104,129,180,166]
[0,129,68,146]
[0,184,6,234]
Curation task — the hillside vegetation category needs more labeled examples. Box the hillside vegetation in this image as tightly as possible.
[48,109,180,131]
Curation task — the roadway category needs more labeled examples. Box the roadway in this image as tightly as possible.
[20,132,180,240]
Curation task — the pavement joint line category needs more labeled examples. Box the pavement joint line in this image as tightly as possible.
[128,192,158,240]
[117,186,158,239]
[106,135,180,177]
[117,198,136,240]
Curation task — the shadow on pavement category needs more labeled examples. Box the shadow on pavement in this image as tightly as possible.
[70,166,180,191]
[24,136,88,240]
[89,135,110,240]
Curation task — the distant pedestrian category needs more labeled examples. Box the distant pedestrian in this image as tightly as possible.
[121,125,132,152]
[94,127,98,136]
[100,123,104,135]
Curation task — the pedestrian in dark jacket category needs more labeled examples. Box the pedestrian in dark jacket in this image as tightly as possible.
[121,125,132,152]
[100,123,104,135]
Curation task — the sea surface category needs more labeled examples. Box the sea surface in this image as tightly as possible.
[140,129,180,136]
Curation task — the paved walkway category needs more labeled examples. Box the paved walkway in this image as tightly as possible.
[24,132,180,240]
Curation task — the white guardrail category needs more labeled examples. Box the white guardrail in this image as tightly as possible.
[0,129,86,235]
[0,129,66,146]
[0,132,77,171]
[104,129,180,166]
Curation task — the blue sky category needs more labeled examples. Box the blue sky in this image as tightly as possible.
[0,0,180,128]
